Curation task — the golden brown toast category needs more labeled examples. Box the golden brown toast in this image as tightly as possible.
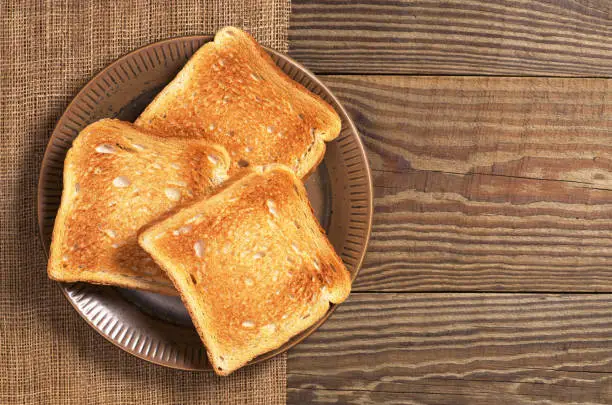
[48,119,230,295]
[138,165,351,375]
[135,26,341,179]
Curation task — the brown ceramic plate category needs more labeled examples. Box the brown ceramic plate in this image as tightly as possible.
[37,36,373,371]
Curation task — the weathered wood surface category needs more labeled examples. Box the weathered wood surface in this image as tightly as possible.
[290,0,612,76]
[327,76,611,184]
[288,293,612,404]
[321,75,612,292]
[287,6,612,402]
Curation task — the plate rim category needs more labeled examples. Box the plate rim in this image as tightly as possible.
[37,35,373,370]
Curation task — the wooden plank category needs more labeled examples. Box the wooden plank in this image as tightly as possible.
[288,293,612,404]
[325,76,611,184]
[290,0,612,76]
[320,75,612,291]
[366,170,612,291]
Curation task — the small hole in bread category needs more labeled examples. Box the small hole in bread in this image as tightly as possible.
[164,188,181,201]
[194,239,205,258]
[112,176,130,188]
[207,154,219,164]
[242,320,255,328]
[172,225,192,236]
[103,229,117,239]
[189,274,197,285]
[95,144,115,154]
[237,159,249,168]
[266,200,277,216]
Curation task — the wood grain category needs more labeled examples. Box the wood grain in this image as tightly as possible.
[326,76,611,184]
[288,293,612,404]
[320,76,612,291]
[290,0,612,76]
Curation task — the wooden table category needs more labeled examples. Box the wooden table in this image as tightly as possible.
[285,1,611,403]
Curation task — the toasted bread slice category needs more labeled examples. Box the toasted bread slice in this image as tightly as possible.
[135,26,341,179]
[48,119,230,295]
[139,165,351,374]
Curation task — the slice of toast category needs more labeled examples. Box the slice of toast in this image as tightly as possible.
[139,165,352,375]
[135,26,341,179]
[48,119,230,295]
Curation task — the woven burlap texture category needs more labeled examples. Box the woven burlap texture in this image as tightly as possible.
[0,1,290,404]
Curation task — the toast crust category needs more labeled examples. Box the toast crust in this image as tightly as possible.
[139,165,351,375]
[47,119,230,294]
[135,27,341,178]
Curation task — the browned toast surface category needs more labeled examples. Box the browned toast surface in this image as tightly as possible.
[48,119,230,294]
[135,27,341,178]
[139,165,351,374]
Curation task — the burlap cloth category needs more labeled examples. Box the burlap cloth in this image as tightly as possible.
[0,1,290,404]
